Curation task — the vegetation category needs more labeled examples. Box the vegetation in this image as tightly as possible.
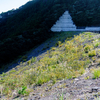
[59,93,64,100]
[84,44,93,53]
[0,0,100,98]
[18,86,28,95]
[88,50,96,57]
[0,32,99,98]
[0,0,100,67]
[93,68,100,79]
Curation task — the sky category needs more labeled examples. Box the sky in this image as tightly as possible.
[0,0,30,13]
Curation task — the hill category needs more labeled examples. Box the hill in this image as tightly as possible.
[0,0,100,67]
[1,32,100,99]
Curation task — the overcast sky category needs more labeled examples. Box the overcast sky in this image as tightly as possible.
[0,0,30,13]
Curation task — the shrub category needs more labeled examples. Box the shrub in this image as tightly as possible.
[18,86,27,95]
[59,93,64,100]
[27,60,31,65]
[93,68,100,79]
[92,57,96,62]
[31,57,36,63]
[84,45,93,53]
[94,43,99,48]
[21,56,27,61]
[88,50,96,57]
[55,41,62,46]
[51,47,56,51]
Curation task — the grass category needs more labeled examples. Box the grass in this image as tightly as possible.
[88,50,96,57]
[21,56,27,62]
[93,68,100,79]
[18,86,28,95]
[84,44,93,53]
[27,57,36,65]
[59,93,64,100]
[0,32,99,98]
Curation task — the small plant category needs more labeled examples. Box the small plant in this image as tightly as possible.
[22,56,27,59]
[51,47,56,51]
[84,45,93,53]
[36,76,49,86]
[55,40,62,46]
[1,72,7,77]
[42,46,49,51]
[59,44,63,47]
[21,56,27,61]
[79,67,85,75]
[92,57,96,62]
[59,93,64,100]
[18,86,27,95]
[88,50,96,57]
[85,76,90,80]
[23,59,27,62]
[93,68,100,79]
[9,69,16,74]
[95,43,99,48]
[31,57,36,63]
[27,60,31,65]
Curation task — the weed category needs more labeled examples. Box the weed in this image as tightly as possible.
[21,56,27,61]
[92,57,96,62]
[94,43,99,48]
[18,86,27,95]
[78,67,85,75]
[55,41,62,46]
[23,59,27,62]
[42,46,49,51]
[85,76,90,80]
[88,50,96,57]
[59,44,63,47]
[31,57,36,63]
[93,68,100,79]
[96,59,100,64]
[59,93,64,100]
[84,45,93,53]
[1,72,7,77]
[27,60,31,65]
[51,47,56,51]
[9,69,16,74]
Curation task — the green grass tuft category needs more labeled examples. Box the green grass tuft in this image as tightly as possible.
[93,68,100,79]
[88,50,96,57]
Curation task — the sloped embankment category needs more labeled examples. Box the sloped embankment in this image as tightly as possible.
[1,32,100,99]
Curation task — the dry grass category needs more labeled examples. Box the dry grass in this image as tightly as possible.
[0,32,99,98]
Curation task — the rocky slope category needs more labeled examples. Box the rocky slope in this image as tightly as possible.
[1,32,100,100]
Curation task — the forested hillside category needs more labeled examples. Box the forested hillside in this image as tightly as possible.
[0,0,100,66]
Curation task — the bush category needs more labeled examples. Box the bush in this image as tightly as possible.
[94,43,99,48]
[31,57,36,63]
[27,60,31,65]
[88,50,96,57]
[84,45,93,53]
[93,68,100,79]
[18,86,27,95]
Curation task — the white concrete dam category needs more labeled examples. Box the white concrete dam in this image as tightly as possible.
[51,11,100,32]
[51,11,76,32]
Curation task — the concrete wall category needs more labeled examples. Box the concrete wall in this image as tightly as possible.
[51,11,100,32]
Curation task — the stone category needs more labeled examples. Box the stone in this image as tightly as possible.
[74,78,79,81]
[91,87,100,92]
[12,90,18,98]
